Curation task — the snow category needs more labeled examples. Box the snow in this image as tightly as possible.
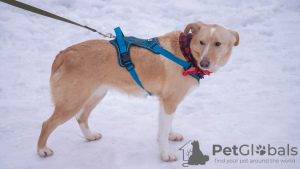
[0,0,300,169]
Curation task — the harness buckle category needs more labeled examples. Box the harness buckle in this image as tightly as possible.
[122,53,135,71]
[121,52,131,63]
[124,61,135,71]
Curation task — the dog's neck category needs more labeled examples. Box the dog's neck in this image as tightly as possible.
[157,30,185,61]
[157,31,210,79]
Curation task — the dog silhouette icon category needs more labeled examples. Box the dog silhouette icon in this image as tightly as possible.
[180,140,209,167]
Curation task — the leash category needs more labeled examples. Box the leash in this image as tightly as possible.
[0,0,115,38]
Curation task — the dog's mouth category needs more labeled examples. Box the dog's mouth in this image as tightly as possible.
[200,64,220,73]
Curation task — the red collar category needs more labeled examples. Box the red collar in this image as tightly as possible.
[179,33,210,79]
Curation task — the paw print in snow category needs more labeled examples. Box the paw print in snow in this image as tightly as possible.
[256,145,266,155]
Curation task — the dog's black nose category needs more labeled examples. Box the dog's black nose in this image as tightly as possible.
[200,60,210,69]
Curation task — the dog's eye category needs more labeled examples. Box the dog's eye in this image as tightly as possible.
[200,41,205,45]
[215,42,221,46]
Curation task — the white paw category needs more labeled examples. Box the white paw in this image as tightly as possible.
[38,146,53,157]
[169,132,183,141]
[161,152,178,162]
[86,132,102,141]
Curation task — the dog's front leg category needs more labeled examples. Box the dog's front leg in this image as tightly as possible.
[157,101,178,161]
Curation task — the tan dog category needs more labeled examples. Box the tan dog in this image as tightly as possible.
[37,21,239,161]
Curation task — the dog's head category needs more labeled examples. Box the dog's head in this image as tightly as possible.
[184,21,239,72]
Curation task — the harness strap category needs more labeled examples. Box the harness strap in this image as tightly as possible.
[114,27,127,54]
[152,45,191,70]
[114,27,152,96]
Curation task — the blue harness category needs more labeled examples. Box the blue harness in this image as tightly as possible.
[109,27,200,95]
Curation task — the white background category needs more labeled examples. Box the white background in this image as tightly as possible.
[0,0,299,168]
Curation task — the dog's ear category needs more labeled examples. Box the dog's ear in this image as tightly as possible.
[184,21,204,35]
[230,30,239,46]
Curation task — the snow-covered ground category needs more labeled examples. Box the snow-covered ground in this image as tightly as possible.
[1,0,300,169]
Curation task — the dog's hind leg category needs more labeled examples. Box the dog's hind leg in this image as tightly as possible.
[37,105,83,157]
[37,71,97,157]
[76,86,108,141]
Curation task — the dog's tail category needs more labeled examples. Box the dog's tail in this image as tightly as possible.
[51,51,65,75]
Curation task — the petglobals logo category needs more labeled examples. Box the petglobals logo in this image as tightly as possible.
[179,142,299,166]
[212,144,298,156]
[212,144,298,165]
